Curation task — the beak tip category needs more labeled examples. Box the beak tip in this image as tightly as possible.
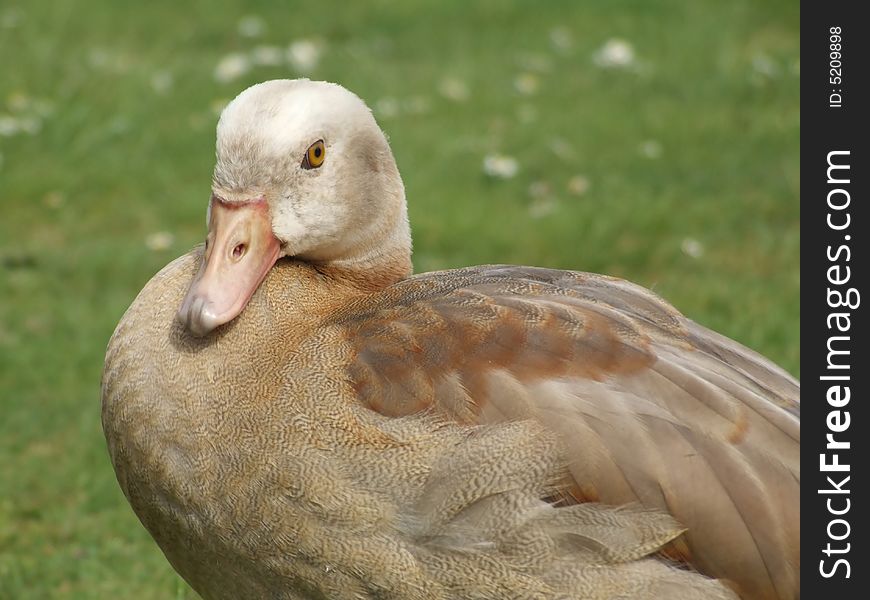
[177,198,281,338]
[178,294,221,338]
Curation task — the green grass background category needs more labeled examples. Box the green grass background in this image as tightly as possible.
[0,0,798,597]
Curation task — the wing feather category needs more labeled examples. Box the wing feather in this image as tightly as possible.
[332,265,799,599]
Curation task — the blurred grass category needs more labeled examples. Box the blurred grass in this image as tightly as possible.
[0,0,798,597]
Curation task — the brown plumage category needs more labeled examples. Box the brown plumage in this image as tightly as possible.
[102,80,799,600]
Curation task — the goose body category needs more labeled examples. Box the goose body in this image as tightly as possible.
[102,80,799,600]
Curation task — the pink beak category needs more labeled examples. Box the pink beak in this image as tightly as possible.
[178,196,282,337]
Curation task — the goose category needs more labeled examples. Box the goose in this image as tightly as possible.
[102,79,799,600]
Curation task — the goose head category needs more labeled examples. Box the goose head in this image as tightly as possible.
[178,79,412,336]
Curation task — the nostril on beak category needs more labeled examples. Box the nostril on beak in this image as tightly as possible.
[231,243,247,260]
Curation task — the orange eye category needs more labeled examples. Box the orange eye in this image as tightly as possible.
[302,140,326,169]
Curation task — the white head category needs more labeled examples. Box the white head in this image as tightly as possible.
[179,79,411,336]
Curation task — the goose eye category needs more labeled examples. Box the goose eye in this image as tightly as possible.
[302,140,326,169]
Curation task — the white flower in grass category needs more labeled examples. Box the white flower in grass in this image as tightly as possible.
[404,96,431,115]
[751,53,779,79]
[87,49,105,70]
[639,139,662,159]
[214,53,250,83]
[107,116,129,135]
[528,181,558,218]
[681,238,704,259]
[438,77,470,102]
[146,231,175,252]
[550,27,573,53]
[7,91,30,112]
[87,48,111,70]
[548,138,575,160]
[0,115,19,136]
[151,71,173,94]
[0,114,41,136]
[528,197,558,218]
[7,94,54,122]
[3,94,53,137]
[87,48,130,73]
[16,116,40,135]
[513,73,539,96]
[593,38,635,69]
[483,154,519,179]
[287,39,321,73]
[42,195,66,210]
[567,175,590,196]
[374,97,399,118]
[238,15,265,38]
[528,180,551,199]
[44,191,65,209]
[1,8,22,29]
[250,45,284,67]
